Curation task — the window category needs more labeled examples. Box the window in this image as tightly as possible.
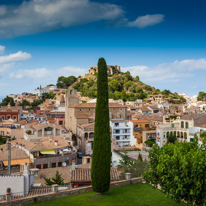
[45,127,53,131]
[59,121,63,125]
[7,116,11,119]
[115,123,119,127]
[113,108,115,110]
[135,132,138,135]
[13,116,17,120]
[80,109,81,111]
[36,164,41,169]
[120,108,122,110]
[116,136,120,140]
[186,122,189,129]
[52,163,56,168]
[88,109,90,111]
[43,164,48,169]
[171,123,174,128]
[1,131,4,136]
[181,121,184,128]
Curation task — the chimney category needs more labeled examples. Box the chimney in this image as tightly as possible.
[16,143,18,148]
[55,140,58,146]
[72,159,75,170]
[22,145,25,150]
[49,137,52,142]
[19,144,22,149]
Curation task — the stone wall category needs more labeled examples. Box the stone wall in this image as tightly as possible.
[0,177,142,206]
[33,151,77,169]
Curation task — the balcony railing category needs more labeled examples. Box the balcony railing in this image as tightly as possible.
[133,127,142,130]
[34,152,74,159]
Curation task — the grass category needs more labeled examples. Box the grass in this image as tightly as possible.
[27,183,188,206]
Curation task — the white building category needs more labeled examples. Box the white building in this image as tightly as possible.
[156,119,191,147]
[110,120,136,148]
[33,86,57,97]
[189,127,206,142]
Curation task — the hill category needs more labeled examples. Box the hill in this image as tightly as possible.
[56,70,186,103]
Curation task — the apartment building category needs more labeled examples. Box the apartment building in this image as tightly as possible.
[110,120,136,147]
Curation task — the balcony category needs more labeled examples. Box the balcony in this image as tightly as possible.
[113,132,130,135]
[34,152,75,159]
[133,127,142,130]
[116,138,130,141]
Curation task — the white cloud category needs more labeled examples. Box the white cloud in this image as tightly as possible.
[0,51,32,64]
[122,58,206,83]
[0,62,15,73]
[0,0,165,38]
[0,45,5,54]
[126,14,164,28]
[0,0,124,38]
[9,66,87,81]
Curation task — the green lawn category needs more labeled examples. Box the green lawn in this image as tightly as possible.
[27,183,188,206]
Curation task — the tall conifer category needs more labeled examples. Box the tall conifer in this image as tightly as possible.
[91,58,111,194]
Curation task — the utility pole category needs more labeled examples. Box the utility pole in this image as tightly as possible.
[7,140,11,175]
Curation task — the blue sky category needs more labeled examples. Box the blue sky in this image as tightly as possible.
[0,0,206,100]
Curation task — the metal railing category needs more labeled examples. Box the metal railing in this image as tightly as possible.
[0,195,6,202]
[34,152,74,159]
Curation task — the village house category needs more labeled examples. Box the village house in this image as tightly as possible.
[0,137,77,173]
[24,122,71,142]
[0,125,23,139]
[127,119,152,150]
[156,121,190,147]
[146,94,164,102]
[0,106,23,121]
[76,123,116,155]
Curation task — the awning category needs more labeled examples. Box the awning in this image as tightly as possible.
[40,150,55,154]
[3,158,31,166]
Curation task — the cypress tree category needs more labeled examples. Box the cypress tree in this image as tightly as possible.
[91,58,111,194]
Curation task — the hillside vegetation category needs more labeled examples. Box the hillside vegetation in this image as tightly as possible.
[56,71,186,102]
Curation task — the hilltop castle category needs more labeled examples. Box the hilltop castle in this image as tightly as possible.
[89,65,120,75]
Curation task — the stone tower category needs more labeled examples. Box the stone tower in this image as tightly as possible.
[89,65,121,75]
[65,86,79,130]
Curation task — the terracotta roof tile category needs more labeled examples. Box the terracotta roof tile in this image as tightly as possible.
[69,103,127,108]
[75,114,88,119]
[71,168,119,182]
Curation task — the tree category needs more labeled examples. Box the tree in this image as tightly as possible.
[162,89,172,97]
[167,133,177,144]
[142,135,206,206]
[144,136,156,147]
[18,100,30,109]
[91,58,111,194]
[109,80,121,92]
[197,91,206,101]
[117,151,134,168]
[0,96,15,107]
[44,171,64,185]
[137,153,143,162]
